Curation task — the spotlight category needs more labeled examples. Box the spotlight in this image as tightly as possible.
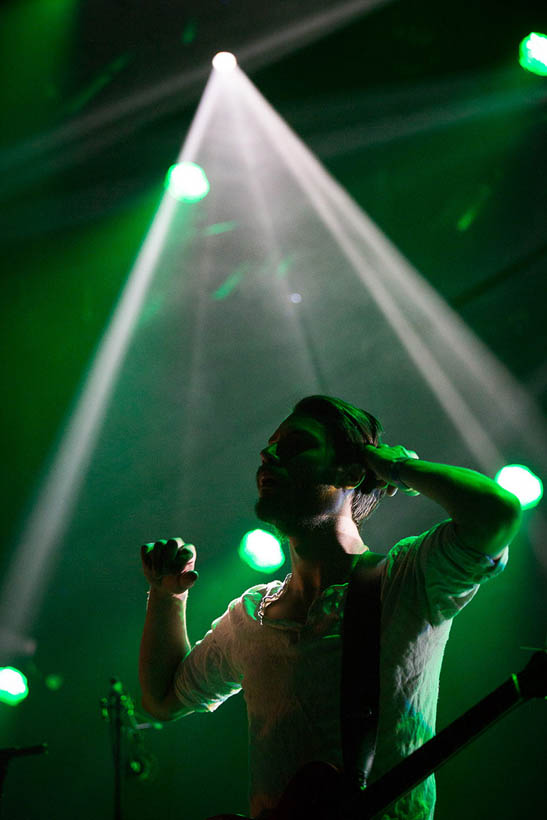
[212,52,237,73]
[0,666,29,706]
[495,464,543,510]
[519,33,547,77]
[165,161,210,203]
[238,529,285,572]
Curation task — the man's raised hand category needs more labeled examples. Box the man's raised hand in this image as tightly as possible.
[361,443,420,496]
[141,537,198,596]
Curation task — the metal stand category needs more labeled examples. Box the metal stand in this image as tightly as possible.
[100,678,159,820]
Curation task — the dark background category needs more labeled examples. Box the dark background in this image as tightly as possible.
[1,1,546,818]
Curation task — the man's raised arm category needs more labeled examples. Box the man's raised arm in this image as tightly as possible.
[139,538,199,721]
[362,444,521,556]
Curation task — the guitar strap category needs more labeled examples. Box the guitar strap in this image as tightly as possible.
[340,551,385,791]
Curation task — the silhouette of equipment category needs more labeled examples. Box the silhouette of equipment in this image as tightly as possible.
[100,677,160,820]
[0,743,48,818]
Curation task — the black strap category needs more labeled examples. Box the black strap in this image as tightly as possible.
[340,552,385,790]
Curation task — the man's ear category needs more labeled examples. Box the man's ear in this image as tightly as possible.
[335,464,366,489]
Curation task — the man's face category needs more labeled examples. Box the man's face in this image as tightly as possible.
[255,413,344,535]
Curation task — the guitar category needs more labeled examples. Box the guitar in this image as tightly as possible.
[208,650,547,820]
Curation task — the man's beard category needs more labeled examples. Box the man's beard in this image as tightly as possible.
[255,483,334,537]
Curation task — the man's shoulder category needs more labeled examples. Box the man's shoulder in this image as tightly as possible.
[225,579,284,623]
[380,521,450,588]
[380,519,508,623]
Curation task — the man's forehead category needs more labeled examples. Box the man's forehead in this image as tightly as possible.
[268,413,326,443]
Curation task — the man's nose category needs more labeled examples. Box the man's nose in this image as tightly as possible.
[260,443,279,464]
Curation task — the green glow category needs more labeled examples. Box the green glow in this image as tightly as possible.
[456,185,491,233]
[202,221,238,236]
[68,53,132,114]
[45,674,63,691]
[238,530,285,572]
[519,33,547,77]
[457,210,475,232]
[181,19,198,45]
[165,162,210,203]
[495,464,543,510]
[0,667,29,706]
[212,262,251,300]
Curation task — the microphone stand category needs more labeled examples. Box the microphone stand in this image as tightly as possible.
[100,678,159,820]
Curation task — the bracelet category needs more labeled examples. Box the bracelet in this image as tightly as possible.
[389,454,421,496]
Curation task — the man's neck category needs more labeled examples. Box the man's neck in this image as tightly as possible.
[286,515,367,603]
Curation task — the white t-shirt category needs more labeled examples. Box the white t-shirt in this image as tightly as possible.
[174,520,508,818]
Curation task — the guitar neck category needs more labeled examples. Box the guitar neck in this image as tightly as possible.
[360,674,523,817]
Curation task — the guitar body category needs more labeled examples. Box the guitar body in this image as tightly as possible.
[272,762,351,820]
[206,762,356,820]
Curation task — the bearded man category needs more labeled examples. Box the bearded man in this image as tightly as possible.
[139,395,520,819]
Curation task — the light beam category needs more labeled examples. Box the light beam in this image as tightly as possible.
[0,72,222,657]
[229,68,547,474]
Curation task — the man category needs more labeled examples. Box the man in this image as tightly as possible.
[139,395,521,819]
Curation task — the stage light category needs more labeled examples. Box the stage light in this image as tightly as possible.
[165,161,210,203]
[495,464,543,510]
[519,33,547,77]
[0,667,29,706]
[239,530,285,573]
[212,52,237,73]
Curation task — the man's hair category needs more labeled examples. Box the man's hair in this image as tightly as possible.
[292,395,386,527]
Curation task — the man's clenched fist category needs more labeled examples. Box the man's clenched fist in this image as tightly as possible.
[141,537,198,596]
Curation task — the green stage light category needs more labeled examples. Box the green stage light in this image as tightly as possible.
[239,529,285,572]
[495,464,543,510]
[165,162,210,203]
[519,33,547,77]
[0,667,29,706]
